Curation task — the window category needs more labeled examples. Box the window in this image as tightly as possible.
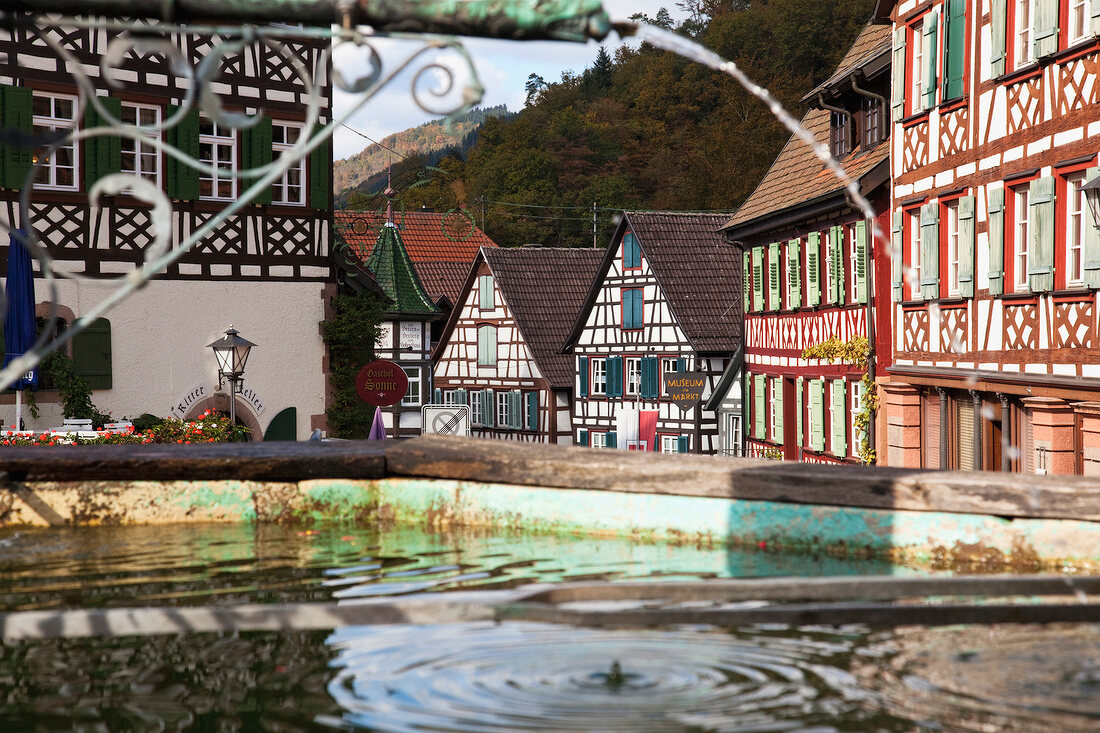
[477,324,497,366]
[907,208,922,299]
[591,358,607,395]
[662,357,682,375]
[945,200,961,296]
[478,275,494,310]
[271,121,305,205]
[120,103,160,186]
[470,391,482,425]
[1071,0,1092,44]
[850,381,863,459]
[785,242,795,308]
[862,96,882,148]
[830,111,850,158]
[769,378,780,442]
[32,93,77,189]
[1014,0,1034,68]
[199,117,236,200]
[625,357,642,395]
[723,413,742,457]
[1013,186,1030,292]
[622,232,641,269]
[1066,173,1087,287]
[402,367,421,406]
[805,386,815,449]
[497,392,509,427]
[828,381,839,454]
[591,431,608,449]
[443,390,457,405]
[910,19,925,114]
[849,223,859,303]
[622,288,643,330]
[661,434,680,454]
[823,229,834,303]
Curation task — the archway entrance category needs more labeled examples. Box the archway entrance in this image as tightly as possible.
[183,393,261,441]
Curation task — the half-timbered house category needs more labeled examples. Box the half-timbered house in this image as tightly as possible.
[432,246,603,443]
[562,212,742,454]
[720,22,894,465]
[0,18,333,440]
[876,0,1100,475]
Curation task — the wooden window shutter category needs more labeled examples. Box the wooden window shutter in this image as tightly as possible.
[508,390,520,429]
[308,125,331,209]
[607,356,623,398]
[433,388,442,404]
[677,357,686,372]
[83,101,100,190]
[832,379,847,457]
[455,388,467,405]
[1,85,33,190]
[795,377,803,449]
[958,195,976,297]
[165,104,179,198]
[988,187,1005,294]
[752,247,764,311]
[1034,0,1060,58]
[923,390,941,469]
[241,116,273,205]
[479,275,493,309]
[810,379,825,452]
[831,225,846,304]
[807,231,821,306]
[892,27,906,121]
[788,239,801,308]
[754,374,765,441]
[1028,176,1056,292]
[483,389,495,428]
[742,250,751,314]
[72,318,112,390]
[921,10,939,110]
[891,210,904,302]
[527,391,538,431]
[641,357,658,399]
[607,430,618,449]
[166,106,200,201]
[773,376,784,441]
[919,202,940,300]
[1084,167,1100,288]
[83,98,121,191]
[991,0,1008,77]
[578,357,588,397]
[677,435,689,453]
[957,397,975,470]
[942,0,967,101]
[855,219,868,304]
[578,428,588,447]
[768,242,780,310]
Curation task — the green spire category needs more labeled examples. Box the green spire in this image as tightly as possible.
[363,223,440,316]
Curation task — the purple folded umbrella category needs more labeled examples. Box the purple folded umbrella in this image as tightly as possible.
[367,406,386,440]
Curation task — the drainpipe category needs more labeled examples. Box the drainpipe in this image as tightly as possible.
[847,191,877,464]
[850,77,889,127]
[817,93,851,142]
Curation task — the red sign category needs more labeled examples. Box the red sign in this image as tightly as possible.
[355,360,409,407]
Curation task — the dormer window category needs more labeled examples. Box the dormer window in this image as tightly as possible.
[830,111,850,158]
[862,96,883,148]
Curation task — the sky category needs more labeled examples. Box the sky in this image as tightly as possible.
[331,2,686,160]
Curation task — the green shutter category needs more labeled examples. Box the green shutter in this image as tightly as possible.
[768,242,780,310]
[1083,168,1100,288]
[641,357,658,399]
[308,127,331,209]
[855,219,868,304]
[958,195,976,297]
[892,210,904,302]
[606,356,622,398]
[2,85,33,190]
[455,388,467,405]
[752,247,763,311]
[484,389,495,428]
[433,388,442,404]
[479,275,493,309]
[1029,176,1056,293]
[742,249,751,314]
[831,225,846,304]
[579,357,588,397]
[795,377,804,449]
[991,0,1008,77]
[1034,0,1059,58]
[262,406,297,441]
[92,97,123,189]
[920,203,940,300]
[527,391,538,431]
[773,376,783,443]
[788,238,801,308]
[507,390,519,429]
[174,106,200,201]
[942,0,967,101]
[892,27,907,120]
[754,374,765,441]
[677,435,689,453]
[607,430,617,449]
[810,379,824,452]
[807,231,821,306]
[165,104,179,199]
[677,357,686,372]
[241,116,273,205]
[988,187,1005,295]
[72,318,112,390]
[922,10,939,110]
[578,428,588,447]
[632,288,644,328]
[83,101,100,189]
[831,379,847,457]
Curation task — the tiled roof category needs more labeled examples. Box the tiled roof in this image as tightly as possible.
[334,209,498,304]
[484,247,604,390]
[721,107,889,231]
[363,224,441,316]
[625,212,742,353]
[802,23,892,102]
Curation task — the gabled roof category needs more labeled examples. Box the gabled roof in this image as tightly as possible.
[363,224,441,317]
[334,209,498,304]
[564,212,742,354]
[801,23,892,103]
[433,246,604,390]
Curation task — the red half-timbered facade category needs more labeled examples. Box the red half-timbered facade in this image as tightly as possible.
[562,212,742,454]
[722,22,894,465]
[878,0,1100,475]
[432,247,603,443]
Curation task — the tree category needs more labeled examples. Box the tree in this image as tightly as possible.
[524,73,546,106]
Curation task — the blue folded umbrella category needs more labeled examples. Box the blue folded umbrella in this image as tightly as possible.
[3,229,39,399]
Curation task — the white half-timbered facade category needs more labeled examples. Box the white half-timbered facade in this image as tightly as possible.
[432,247,603,443]
[721,22,894,466]
[562,212,742,454]
[0,18,334,440]
[877,0,1100,475]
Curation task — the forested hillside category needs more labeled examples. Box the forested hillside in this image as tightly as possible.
[338,0,874,248]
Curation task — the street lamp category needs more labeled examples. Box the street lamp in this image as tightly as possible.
[1082,172,1100,231]
[207,325,255,435]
